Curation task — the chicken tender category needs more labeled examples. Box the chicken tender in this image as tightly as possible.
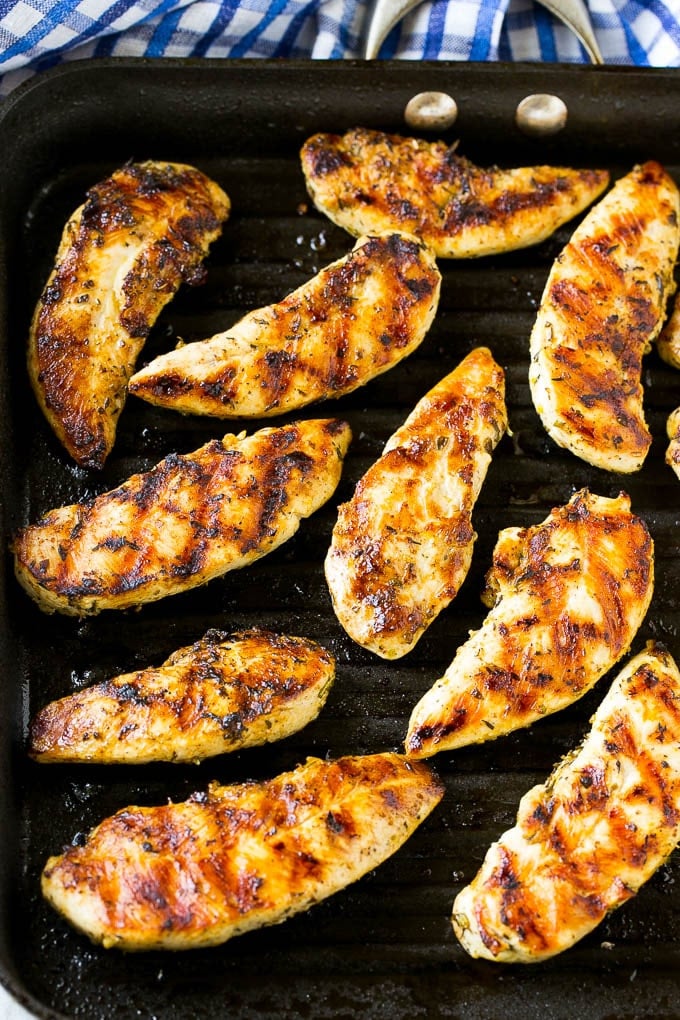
[405,489,653,757]
[666,405,680,480]
[529,161,680,473]
[41,752,444,951]
[452,642,680,963]
[300,127,609,258]
[325,347,507,659]
[128,231,441,418]
[29,629,335,764]
[28,160,230,469]
[656,290,680,369]
[12,418,351,617]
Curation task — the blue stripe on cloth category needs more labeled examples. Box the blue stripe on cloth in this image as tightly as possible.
[88,0,190,58]
[535,4,558,62]
[0,0,83,64]
[191,0,243,56]
[647,0,680,41]
[0,0,193,69]
[229,0,292,57]
[380,21,400,58]
[470,0,499,59]
[332,1,361,56]
[620,15,651,63]
[423,0,446,59]
[145,2,185,54]
[92,31,121,57]
[635,0,680,60]
[83,0,154,31]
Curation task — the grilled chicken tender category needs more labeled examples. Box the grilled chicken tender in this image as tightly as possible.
[127,231,441,418]
[41,751,443,951]
[325,347,507,659]
[657,299,680,478]
[665,406,680,480]
[405,489,653,758]
[28,160,230,470]
[12,418,351,617]
[529,160,680,473]
[300,127,609,259]
[29,629,335,764]
[452,642,680,963]
[656,290,680,369]
[659,285,680,476]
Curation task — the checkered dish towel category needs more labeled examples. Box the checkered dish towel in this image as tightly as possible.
[1,0,679,95]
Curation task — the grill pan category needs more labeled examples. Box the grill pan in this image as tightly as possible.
[1,58,680,1019]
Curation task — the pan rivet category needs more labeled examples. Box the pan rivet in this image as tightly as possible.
[515,94,568,136]
[404,91,458,131]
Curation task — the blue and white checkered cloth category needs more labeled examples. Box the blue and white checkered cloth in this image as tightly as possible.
[0,0,679,96]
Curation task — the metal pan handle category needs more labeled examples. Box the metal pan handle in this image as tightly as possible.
[361,0,604,64]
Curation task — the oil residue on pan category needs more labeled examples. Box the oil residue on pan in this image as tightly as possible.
[1,59,680,1020]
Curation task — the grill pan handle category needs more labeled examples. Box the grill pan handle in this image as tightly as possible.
[360,0,604,64]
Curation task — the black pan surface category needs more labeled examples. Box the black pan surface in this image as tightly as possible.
[1,58,679,1019]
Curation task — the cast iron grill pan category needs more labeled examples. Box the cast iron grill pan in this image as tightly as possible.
[0,60,679,1019]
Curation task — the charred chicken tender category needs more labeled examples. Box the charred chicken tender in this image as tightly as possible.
[453,642,680,963]
[128,231,441,418]
[28,160,230,470]
[529,160,680,474]
[656,289,680,370]
[12,418,351,617]
[41,751,444,951]
[666,406,680,479]
[325,347,507,659]
[300,127,609,259]
[405,489,653,758]
[29,629,335,764]
[658,306,680,480]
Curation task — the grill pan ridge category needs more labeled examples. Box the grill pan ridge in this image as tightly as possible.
[0,59,679,1019]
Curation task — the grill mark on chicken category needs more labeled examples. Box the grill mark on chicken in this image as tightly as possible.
[29,629,335,764]
[12,418,351,616]
[29,161,230,470]
[128,231,440,418]
[41,752,443,950]
[529,161,680,473]
[325,348,507,659]
[300,128,609,258]
[406,489,653,757]
[453,643,680,963]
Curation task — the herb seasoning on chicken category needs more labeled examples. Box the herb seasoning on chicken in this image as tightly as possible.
[325,347,507,659]
[41,752,443,951]
[529,160,680,473]
[12,418,351,616]
[29,629,335,764]
[28,160,230,469]
[128,231,441,418]
[406,489,653,757]
[453,642,680,963]
[300,127,609,258]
